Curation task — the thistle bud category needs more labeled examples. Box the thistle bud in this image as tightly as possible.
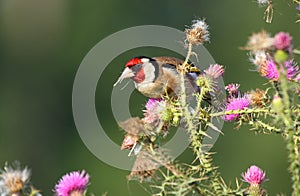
[272,95,283,113]
[274,50,289,64]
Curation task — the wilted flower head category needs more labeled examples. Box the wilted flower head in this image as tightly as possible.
[54,170,90,196]
[274,32,292,50]
[121,134,138,150]
[128,151,159,182]
[243,30,274,52]
[225,83,240,98]
[249,89,266,107]
[0,162,31,195]
[204,64,224,79]
[250,50,267,67]
[225,96,250,121]
[242,165,266,186]
[257,0,269,6]
[185,19,210,45]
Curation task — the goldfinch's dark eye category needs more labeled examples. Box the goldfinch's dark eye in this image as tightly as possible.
[131,64,142,73]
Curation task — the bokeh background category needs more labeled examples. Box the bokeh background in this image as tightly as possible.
[0,0,299,195]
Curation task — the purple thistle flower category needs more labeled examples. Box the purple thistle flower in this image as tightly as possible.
[145,98,162,111]
[285,60,298,80]
[297,4,300,11]
[204,64,224,79]
[242,165,266,186]
[264,60,279,80]
[225,96,250,121]
[274,32,292,50]
[54,170,90,196]
[225,83,240,98]
[144,98,166,124]
[259,59,298,81]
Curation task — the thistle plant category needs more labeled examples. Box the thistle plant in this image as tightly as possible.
[117,18,300,196]
[116,20,242,195]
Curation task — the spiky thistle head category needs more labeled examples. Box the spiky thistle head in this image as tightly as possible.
[273,32,293,50]
[196,74,216,95]
[204,64,224,79]
[225,95,251,121]
[243,30,274,52]
[54,170,90,196]
[248,89,267,107]
[0,162,31,195]
[225,83,240,98]
[242,165,266,186]
[257,0,270,6]
[250,50,268,68]
[185,19,210,45]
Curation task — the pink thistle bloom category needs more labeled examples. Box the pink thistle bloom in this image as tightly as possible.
[259,60,298,81]
[242,165,266,186]
[54,170,90,196]
[145,98,162,111]
[225,83,240,98]
[285,60,298,80]
[264,60,279,80]
[204,64,224,79]
[225,96,250,121]
[274,32,292,50]
[144,98,165,124]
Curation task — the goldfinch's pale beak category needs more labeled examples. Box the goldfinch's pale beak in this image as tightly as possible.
[113,67,135,86]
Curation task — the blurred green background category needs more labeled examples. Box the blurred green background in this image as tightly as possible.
[0,0,299,195]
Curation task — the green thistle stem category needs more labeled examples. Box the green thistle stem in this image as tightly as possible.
[275,60,300,195]
[278,68,292,127]
[294,49,300,55]
[209,108,271,118]
[248,184,262,196]
[192,87,205,119]
[286,133,300,196]
[181,43,193,71]
[179,44,222,195]
[293,0,300,5]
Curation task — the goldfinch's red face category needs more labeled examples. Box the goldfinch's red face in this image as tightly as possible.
[114,57,155,86]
